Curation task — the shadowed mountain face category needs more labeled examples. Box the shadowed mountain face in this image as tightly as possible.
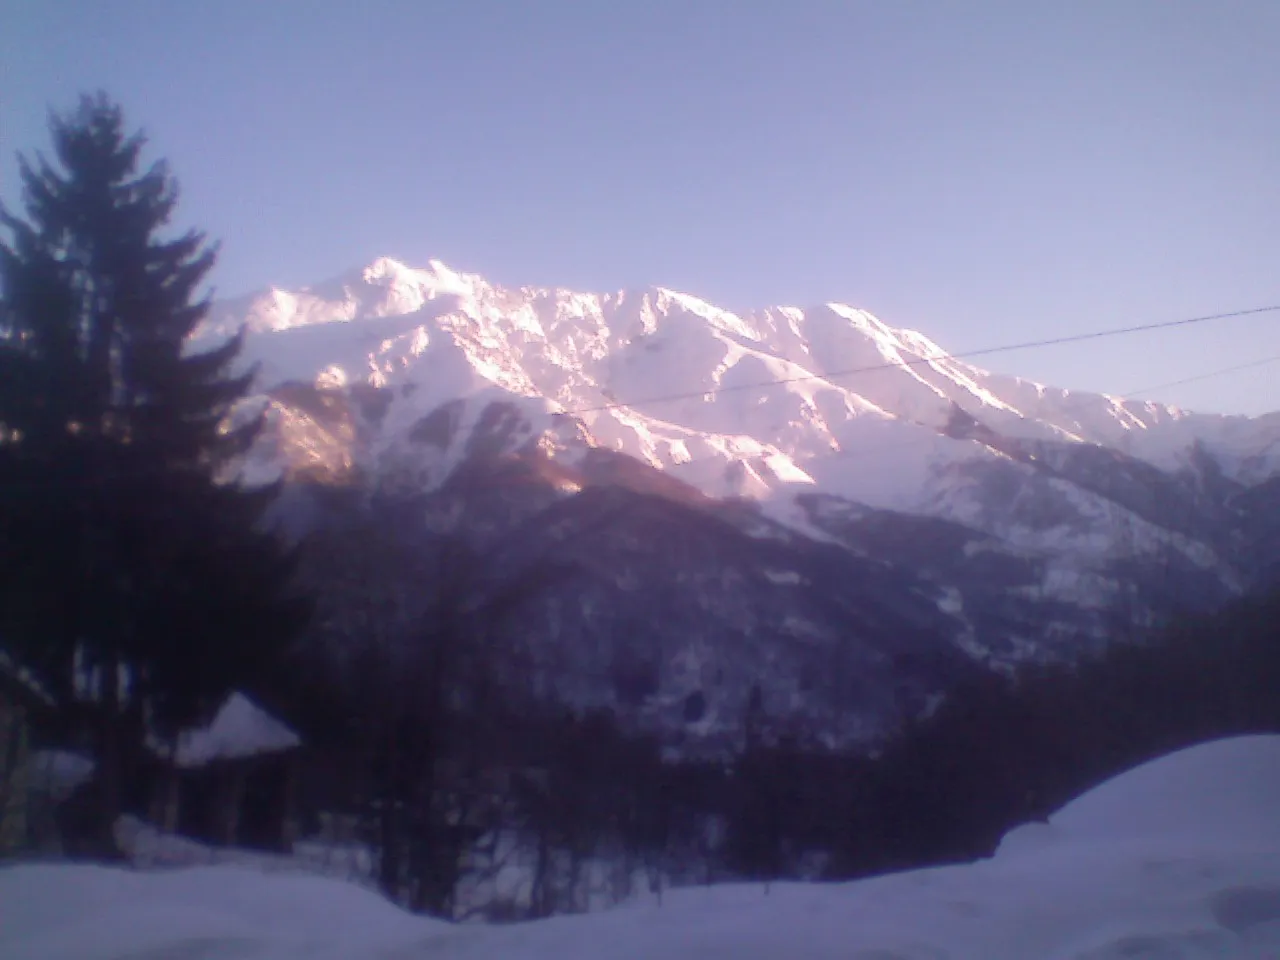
[233,258,1280,750]
[275,427,1276,754]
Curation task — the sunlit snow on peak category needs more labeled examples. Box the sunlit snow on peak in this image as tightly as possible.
[207,256,1280,517]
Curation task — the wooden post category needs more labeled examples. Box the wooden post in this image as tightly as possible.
[161,767,180,834]
[221,764,247,847]
[280,751,299,852]
[148,764,180,834]
[0,698,30,855]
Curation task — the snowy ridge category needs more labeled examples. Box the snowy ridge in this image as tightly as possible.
[198,256,1280,600]
[203,256,1280,506]
[192,255,1280,655]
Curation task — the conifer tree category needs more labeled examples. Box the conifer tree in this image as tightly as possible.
[0,93,306,844]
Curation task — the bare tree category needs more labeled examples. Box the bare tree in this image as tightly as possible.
[292,486,579,914]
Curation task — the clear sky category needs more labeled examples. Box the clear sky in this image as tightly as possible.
[4,0,1279,414]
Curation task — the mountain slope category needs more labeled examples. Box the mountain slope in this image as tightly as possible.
[205,256,1279,496]
[205,257,1280,746]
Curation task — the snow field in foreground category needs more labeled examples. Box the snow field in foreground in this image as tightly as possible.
[3,734,1280,959]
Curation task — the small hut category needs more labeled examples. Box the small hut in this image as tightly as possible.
[148,692,302,852]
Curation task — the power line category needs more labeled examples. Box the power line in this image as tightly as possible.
[566,304,1280,418]
[650,350,1280,481]
[1117,353,1280,402]
[812,352,1280,467]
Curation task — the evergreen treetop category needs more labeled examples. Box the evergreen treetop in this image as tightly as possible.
[0,93,306,753]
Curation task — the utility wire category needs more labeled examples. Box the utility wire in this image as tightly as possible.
[566,304,1280,418]
[811,352,1280,467]
[1117,353,1280,402]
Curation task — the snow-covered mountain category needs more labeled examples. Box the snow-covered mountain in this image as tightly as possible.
[201,257,1280,747]
[204,256,1279,492]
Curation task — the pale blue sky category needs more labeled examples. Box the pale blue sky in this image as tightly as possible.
[3,0,1279,413]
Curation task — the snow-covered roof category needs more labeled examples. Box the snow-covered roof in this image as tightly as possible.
[151,692,301,769]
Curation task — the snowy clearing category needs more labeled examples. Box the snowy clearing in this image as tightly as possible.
[3,734,1280,959]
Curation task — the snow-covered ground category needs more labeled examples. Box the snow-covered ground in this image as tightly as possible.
[4,734,1280,959]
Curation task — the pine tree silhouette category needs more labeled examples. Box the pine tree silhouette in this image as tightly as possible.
[0,93,308,852]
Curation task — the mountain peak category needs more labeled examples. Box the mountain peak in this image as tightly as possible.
[357,255,482,304]
[360,254,413,280]
[211,257,1280,518]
